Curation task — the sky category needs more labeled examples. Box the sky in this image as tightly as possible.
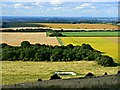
[2,1,118,17]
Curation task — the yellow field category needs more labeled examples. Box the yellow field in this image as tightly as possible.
[2,61,119,85]
[60,37,119,63]
[0,32,60,46]
[37,23,118,30]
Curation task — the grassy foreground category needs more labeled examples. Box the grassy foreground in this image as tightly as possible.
[2,61,119,85]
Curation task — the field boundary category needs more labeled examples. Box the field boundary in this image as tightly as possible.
[56,37,64,46]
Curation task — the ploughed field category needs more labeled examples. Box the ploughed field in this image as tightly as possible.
[0,32,60,46]
[2,61,119,85]
[60,37,119,63]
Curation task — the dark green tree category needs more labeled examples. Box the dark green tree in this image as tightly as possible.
[21,41,30,48]
[97,55,114,66]
[81,44,94,50]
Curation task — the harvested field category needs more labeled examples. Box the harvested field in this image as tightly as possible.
[38,23,118,30]
[0,32,60,46]
[60,37,119,62]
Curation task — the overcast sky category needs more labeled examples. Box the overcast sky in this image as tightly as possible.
[2,1,118,17]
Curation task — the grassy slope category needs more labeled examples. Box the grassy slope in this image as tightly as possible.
[62,32,120,37]
[2,61,119,85]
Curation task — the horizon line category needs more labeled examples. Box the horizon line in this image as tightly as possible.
[1,16,118,18]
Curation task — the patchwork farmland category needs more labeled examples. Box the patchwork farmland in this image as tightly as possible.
[0,32,60,46]
[1,24,119,87]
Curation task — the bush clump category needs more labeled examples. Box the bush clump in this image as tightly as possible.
[38,79,42,81]
[50,74,61,80]
[117,71,120,74]
[0,43,8,48]
[21,41,31,48]
[49,32,63,37]
[96,56,114,66]
[104,72,108,75]
[85,72,95,78]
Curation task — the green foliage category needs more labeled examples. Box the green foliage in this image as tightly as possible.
[49,32,63,37]
[96,55,114,66]
[2,51,16,61]
[21,41,31,48]
[50,74,61,80]
[81,44,94,50]
[1,41,115,66]
[0,43,8,48]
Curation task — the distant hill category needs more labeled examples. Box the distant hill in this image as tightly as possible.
[2,16,118,24]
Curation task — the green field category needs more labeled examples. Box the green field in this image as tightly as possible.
[61,32,119,37]
[60,37,119,63]
[2,61,119,85]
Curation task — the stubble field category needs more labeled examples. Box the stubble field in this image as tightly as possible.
[0,32,60,46]
[37,23,118,30]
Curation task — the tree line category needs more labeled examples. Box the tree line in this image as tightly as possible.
[1,41,115,66]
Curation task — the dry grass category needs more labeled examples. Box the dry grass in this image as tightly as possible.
[60,37,119,63]
[2,61,119,85]
[0,32,60,46]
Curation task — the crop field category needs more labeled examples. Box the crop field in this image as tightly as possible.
[0,32,60,46]
[38,23,118,30]
[4,22,118,30]
[60,37,119,63]
[2,61,119,85]
[61,32,119,37]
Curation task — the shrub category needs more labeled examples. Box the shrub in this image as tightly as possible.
[97,55,114,66]
[38,79,42,81]
[85,72,95,77]
[117,71,120,74]
[66,44,74,49]
[0,43,8,48]
[81,44,94,50]
[104,72,108,75]
[2,51,16,60]
[49,32,63,36]
[50,74,61,80]
[21,41,31,48]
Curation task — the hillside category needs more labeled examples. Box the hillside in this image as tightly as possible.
[2,74,120,89]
